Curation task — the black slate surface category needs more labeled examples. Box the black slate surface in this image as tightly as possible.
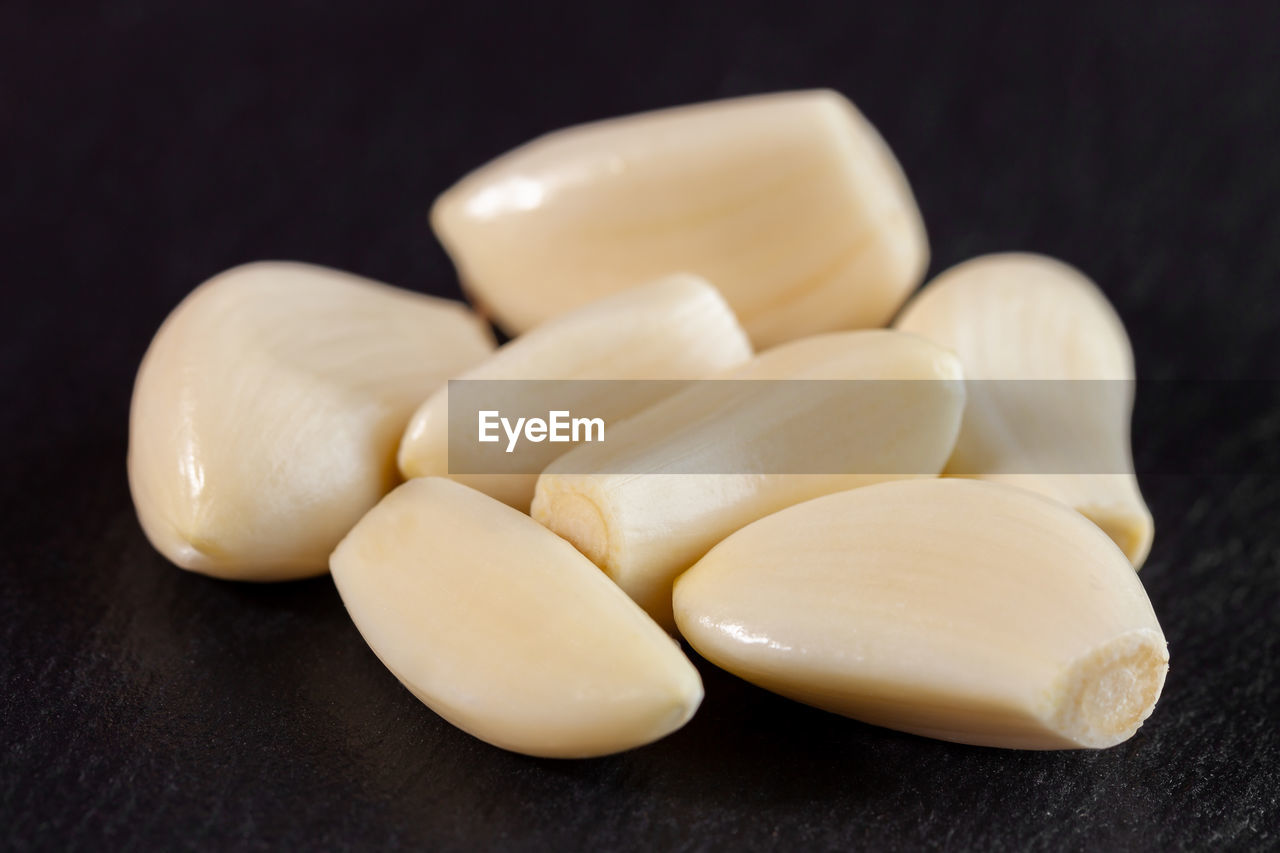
[2,1,1278,849]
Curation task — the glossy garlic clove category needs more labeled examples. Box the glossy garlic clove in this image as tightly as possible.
[674,478,1169,750]
[433,90,928,348]
[397,273,752,509]
[128,261,495,580]
[532,330,965,629]
[329,477,704,758]
[894,252,1154,567]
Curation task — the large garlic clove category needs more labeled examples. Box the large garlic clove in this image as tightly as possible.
[397,273,752,510]
[128,261,495,581]
[329,477,704,758]
[674,478,1169,750]
[894,252,1154,567]
[432,90,928,349]
[532,330,965,630]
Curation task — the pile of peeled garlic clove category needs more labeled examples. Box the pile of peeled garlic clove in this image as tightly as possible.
[128,90,1166,759]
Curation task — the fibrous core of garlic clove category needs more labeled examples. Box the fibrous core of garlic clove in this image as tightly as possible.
[673,478,1169,750]
[894,252,1154,568]
[532,329,966,630]
[128,261,495,580]
[329,477,704,758]
[432,89,928,348]
[397,273,752,510]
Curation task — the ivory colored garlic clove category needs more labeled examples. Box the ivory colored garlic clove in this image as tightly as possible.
[397,273,752,509]
[329,477,704,758]
[128,261,495,581]
[432,89,928,348]
[894,252,1154,567]
[674,478,1169,750]
[532,330,965,629]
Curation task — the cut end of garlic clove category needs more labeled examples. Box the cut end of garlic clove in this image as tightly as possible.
[329,477,703,758]
[1049,629,1169,749]
[128,261,494,580]
[535,487,611,568]
[432,90,927,348]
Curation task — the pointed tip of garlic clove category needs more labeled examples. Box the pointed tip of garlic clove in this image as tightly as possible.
[1078,501,1155,570]
[963,474,1155,573]
[431,90,927,348]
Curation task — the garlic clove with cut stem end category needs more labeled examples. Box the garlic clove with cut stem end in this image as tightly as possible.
[674,478,1169,750]
[532,329,965,630]
[128,261,495,580]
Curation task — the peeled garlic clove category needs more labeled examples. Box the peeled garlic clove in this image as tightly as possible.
[894,252,1154,567]
[128,261,494,580]
[432,89,928,349]
[329,477,703,758]
[674,478,1169,750]
[397,273,752,509]
[532,330,965,629]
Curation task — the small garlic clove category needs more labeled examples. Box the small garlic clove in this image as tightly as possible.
[894,252,1154,567]
[432,90,928,348]
[329,477,704,758]
[674,478,1169,750]
[128,261,494,580]
[532,330,965,630]
[397,273,752,510]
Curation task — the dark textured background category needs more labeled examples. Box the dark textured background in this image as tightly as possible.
[3,1,1278,849]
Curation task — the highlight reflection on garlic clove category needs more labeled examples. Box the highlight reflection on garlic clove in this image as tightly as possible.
[397,273,752,510]
[674,478,1169,750]
[432,90,928,348]
[128,261,495,580]
[532,330,966,630]
[894,252,1154,567]
[330,478,704,758]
